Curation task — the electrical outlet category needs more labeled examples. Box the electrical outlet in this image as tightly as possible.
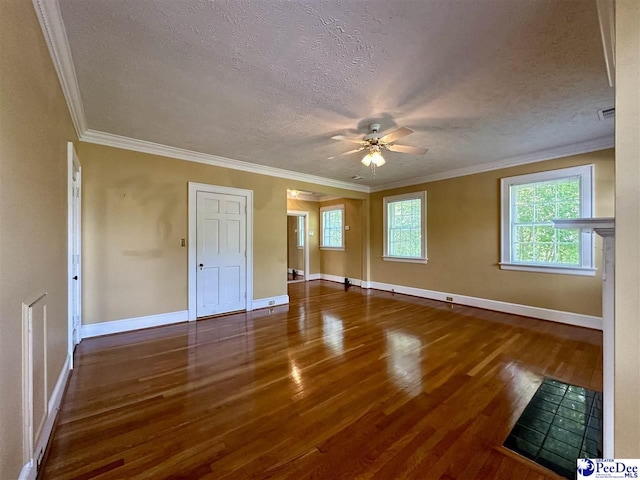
[180,238,186,247]
[446,296,453,302]
[268,300,275,306]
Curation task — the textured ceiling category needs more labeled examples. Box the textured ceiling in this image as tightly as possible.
[59,0,614,187]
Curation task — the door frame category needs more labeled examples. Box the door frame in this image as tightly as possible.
[287,210,309,282]
[188,182,253,320]
[67,142,81,365]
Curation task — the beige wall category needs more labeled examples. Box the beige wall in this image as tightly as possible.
[287,198,320,274]
[319,198,364,280]
[0,1,77,477]
[79,143,366,324]
[615,0,640,457]
[370,149,615,317]
[287,216,304,271]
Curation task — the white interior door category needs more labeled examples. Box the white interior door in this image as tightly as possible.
[67,142,82,354]
[196,191,247,317]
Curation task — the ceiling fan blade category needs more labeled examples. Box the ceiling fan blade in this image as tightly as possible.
[331,135,365,144]
[327,146,366,160]
[386,144,428,155]
[379,127,414,143]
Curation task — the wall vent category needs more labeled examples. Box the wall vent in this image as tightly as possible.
[598,107,615,120]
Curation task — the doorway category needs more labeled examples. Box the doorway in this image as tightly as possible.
[287,210,309,283]
[67,142,81,361]
[188,183,254,320]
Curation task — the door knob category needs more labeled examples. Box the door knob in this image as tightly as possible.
[199,263,204,269]
[72,275,78,280]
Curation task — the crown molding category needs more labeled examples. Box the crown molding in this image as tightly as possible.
[32,0,86,138]
[82,129,370,193]
[596,0,616,87]
[34,0,614,196]
[369,135,615,192]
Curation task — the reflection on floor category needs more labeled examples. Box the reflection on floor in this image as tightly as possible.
[287,271,305,282]
[504,378,603,479]
[41,280,603,479]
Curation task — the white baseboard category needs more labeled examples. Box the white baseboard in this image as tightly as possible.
[252,294,289,310]
[306,273,321,281]
[81,310,189,339]
[19,354,72,480]
[316,273,364,287]
[366,280,603,330]
[287,268,305,276]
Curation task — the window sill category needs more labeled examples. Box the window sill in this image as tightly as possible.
[499,262,596,276]
[320,247,345,251]
[383,256,428,264]
[297,246,304,250]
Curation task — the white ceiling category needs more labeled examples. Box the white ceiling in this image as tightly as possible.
[58,0,614,188]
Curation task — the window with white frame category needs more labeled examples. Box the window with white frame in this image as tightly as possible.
[320,205,344,249]
[297,216,304,248]
[500,165,594,275]
[383,191,427,263]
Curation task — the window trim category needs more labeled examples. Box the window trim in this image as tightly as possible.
[383,191,427,264]
[499,164,595,276]
[297,215,304,249]
[320,204,345,251]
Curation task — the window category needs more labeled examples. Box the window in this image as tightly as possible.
[297,216,304,248]
[500,165,594,276]
[320,205,344,249]
[383,191,427,263]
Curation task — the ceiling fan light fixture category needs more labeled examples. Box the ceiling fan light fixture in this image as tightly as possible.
[371,150,385,166]
[362,149,385,167]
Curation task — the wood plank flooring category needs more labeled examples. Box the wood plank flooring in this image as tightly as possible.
[41,281,602,479]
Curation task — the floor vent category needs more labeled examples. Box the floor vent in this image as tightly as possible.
[598,107,615,120]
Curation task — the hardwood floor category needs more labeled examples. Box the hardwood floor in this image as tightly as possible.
[42,281,602,479]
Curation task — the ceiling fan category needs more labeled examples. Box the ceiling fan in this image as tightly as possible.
[328,123,428,176]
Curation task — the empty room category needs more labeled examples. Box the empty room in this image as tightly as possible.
[2,0,639,479]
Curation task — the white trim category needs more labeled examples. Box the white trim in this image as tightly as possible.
[32,0,86,138]
[19,354,71,480]
[67,142,81,366]
[500,164,595,274]
[499,263,597,276]
[34,0,614,196]
[370,136,614,192]
[287,268,305,276]
[365,281,602,330]
[382,256,429,264]
[307,273,321,281]
[188,182,253,320]
[318,273,364,287]
[287,210,310,282]
[554,217,615,232]
[596,0,616,87]
[383,191,427,261]
[287,191,343,202]
[18,461,34,480]
[81,310,188,339]
[83,130,369,193]
[320,204,345,249]
[251,295,290,310]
